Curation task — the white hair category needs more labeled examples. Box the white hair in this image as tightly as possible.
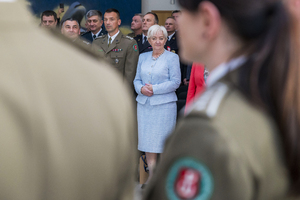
[147,25,168,40]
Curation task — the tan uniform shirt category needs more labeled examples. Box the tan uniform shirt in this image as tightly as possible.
[92,32,139,86]
[143,70,294,200]
[0,1,137,200]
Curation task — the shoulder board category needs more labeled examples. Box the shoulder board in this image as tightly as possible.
[125,35,133,40]
[98,34,106,38]
[186,83,229,118]
[82,41,90,45]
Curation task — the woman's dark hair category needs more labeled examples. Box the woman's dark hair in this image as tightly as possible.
[179,0,300,196]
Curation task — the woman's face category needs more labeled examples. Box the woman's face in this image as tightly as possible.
[149,31,167,52]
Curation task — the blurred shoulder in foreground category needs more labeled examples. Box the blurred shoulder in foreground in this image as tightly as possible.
[0,1,137,200]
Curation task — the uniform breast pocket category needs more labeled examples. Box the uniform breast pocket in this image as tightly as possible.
[110,52,124,65]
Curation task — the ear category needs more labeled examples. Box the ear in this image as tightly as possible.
[197,1,222,40]
[118,19,121,26]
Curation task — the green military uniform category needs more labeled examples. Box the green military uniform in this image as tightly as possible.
[143,69,293,200]
[0,1,137,200]
[92,32,139,86]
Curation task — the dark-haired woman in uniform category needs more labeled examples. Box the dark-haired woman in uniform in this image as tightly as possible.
[143,0,300,199]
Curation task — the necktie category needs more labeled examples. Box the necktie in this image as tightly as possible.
[108,37,112,47]
[93,35,96,40]
[144,36,147,44]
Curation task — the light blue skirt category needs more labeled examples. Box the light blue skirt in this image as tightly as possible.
[137,99,177,153]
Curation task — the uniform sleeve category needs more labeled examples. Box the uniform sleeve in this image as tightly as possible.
[133,55,144,95]
[152,54,181,94]
[143,115,254,200]
[124,39,139,86]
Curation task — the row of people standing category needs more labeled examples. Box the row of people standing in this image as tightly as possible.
[40,7,189,188]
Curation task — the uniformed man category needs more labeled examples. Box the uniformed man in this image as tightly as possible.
[164,16,189,86]
[128,13,143,38]
[81,10,107,43]
[40,10,58,29]
[164,17,178,54]
[171,10,181,31]
[1,1,137,199]
[61,18,90,46]
[134,12,158,54]
[92,8,139,86]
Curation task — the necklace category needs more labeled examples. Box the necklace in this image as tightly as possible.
[152,50,165,61]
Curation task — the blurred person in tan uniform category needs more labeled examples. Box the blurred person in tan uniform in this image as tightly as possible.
[143,0,300,199]
[0,1,137,200]
[92,8,139,86]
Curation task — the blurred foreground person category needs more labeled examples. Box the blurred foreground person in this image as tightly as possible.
[0,1,136,200]
[134,25,180,186]
[144,0,300,199]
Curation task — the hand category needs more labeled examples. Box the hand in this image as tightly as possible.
[141,86,153,97]
[145,83,153,92]
[183,78,189,86]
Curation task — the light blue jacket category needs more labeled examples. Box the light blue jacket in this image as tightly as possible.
[134,51,181,105]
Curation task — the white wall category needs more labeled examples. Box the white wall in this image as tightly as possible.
[142,0,181,13]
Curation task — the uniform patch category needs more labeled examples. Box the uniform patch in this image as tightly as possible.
[133,44,138,52]
[166,158,213,200]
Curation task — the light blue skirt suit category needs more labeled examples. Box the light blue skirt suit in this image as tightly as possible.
[134,50,181,153]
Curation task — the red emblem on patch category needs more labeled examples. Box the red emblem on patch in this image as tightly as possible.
[175,168,201,199]
[167,46,171,51]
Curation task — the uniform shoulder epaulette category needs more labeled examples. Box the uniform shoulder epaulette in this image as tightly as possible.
[125,35,133,40]
[94,35,106,41]
[82,41,90,45]
[98,34,106,38]
[186,82,229,118]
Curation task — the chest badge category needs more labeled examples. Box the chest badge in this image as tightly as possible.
[112,49,122,52]
[115,58,119,64]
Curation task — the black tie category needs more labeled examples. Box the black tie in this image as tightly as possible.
[144,36,147,44]
[93,35,97,40]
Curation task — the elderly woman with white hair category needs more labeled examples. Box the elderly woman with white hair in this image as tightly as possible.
[134,25,181,186]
